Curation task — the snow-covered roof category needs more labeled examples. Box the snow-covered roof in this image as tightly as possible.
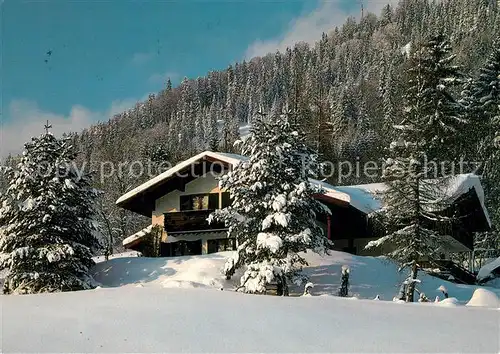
[116,151,246,207]
[311,179,387,214]
[122,225,153,248]
[477,256,500,281]
[438,174,491,226]
[313,174,490,224]
[116,151,489,226]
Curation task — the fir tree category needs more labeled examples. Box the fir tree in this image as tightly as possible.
[365,35,461,302]
[209,109,331,294]
[413,33,466,167]
[467,38,500,259]
[470,38,500,174]
[0,126,101,294]
[206,96,220,151]
[222,66,240,152]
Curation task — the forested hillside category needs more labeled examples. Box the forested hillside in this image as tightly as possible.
[4,0,499,253]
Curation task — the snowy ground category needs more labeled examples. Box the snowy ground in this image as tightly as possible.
[1,251,499,352]
[1,286,498,353]
[92,250,500,303]
[92,250,142,263]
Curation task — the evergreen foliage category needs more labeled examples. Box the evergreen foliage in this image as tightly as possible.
[209,110,331,294]
[0,130,101,294]
[2,0,499,252]
[365,33,465,302]
[467,38,500,258]
[142,225,162,257]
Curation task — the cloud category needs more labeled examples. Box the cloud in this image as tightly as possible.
[0,96,148,158]
[148,71,180,85]
[131,52,153,65]
[245,0,399,59]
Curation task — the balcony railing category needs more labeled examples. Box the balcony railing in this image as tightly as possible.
[164,209,227,233]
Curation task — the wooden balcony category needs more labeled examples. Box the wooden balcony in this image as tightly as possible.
[164,209,227,234]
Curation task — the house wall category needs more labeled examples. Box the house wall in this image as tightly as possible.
[148,173,473,260]
[153,173,221,216]
[153,173,221,248]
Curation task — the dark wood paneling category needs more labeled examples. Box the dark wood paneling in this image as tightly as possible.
[164,210,226,233]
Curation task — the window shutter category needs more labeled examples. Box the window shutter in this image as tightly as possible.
[208,193,219,210]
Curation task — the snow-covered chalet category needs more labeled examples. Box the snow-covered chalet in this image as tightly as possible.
[116,151,491,284]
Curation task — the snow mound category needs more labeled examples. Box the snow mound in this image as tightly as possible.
[91,252,240,290]
[466,288,499,308]
[91,250,500,305]
[92,251,142,263]
[435,298,459,307]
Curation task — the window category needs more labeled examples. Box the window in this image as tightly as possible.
[207,238,236,254]
[180,193,219,211]
[192,195,209,210]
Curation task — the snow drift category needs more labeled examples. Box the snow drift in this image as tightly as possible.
[466,288,499,308]
[91,250,500,304]
[1,287,498,353]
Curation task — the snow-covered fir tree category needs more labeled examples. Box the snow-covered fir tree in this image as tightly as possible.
[209,109,332,295]
[466,38,500,259]
[413,33,466,166]
[0,126,101,294]
[366,34,462,302]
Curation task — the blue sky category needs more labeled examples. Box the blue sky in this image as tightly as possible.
[1,0,391,156]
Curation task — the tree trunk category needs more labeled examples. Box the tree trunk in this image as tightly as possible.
[276,274,289,296]
[282,275,289,297]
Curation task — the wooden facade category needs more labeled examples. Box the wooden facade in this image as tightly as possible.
[164,209,227,233]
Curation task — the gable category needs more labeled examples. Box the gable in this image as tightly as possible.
[116,151,239,217]
[154,173,221,214]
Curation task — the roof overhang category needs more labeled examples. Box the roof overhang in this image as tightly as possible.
[115,151,244,217]
[122,225,153,249]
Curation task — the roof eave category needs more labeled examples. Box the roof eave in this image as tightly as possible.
[115,151,244,208]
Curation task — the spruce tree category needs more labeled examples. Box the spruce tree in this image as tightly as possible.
[414,33,466,167]
[0,126,101,294]
[468,38,500,260]
[209,109,331,294]
[206,96,220,151]
[365,34,461,302]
